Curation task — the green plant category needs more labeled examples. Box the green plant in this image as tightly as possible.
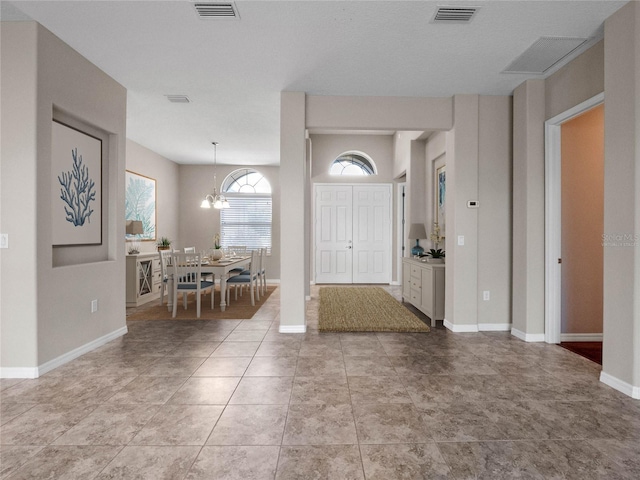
[157,236,171,247]
[213,233,221,249]
[427,248,445,258]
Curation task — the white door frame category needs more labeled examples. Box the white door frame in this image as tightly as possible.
[396,182,406,285]
[544,92,604,344]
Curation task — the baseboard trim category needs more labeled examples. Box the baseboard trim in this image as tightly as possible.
[479,323,512,332]
[279,325,306,334]
[560,333,603,342]
[511,328,545,343]
[444,320,479,333]
[0,367,39,379]
[0,326,128,379]
[600,371,640,399]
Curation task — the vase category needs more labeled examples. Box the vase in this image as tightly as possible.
[211,249,224,260]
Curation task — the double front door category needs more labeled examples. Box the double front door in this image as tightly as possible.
[315,184,391,284]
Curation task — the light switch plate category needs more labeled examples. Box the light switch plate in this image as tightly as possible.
[0,234,8,249]
[457,235,465,246]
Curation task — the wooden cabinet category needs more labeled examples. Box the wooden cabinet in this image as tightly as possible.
[126,253,162,307]
[402,257,445,326]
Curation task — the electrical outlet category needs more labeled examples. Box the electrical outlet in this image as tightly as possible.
[457,235,465,246]
[483,291,490,301]
[0,234,8,249]
[91,299,98,313]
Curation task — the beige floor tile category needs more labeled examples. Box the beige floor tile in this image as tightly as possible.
[168,376,241,404]
[186,446,279,480]
[107,376,187,404]
[192,356,251,376]
[245,356,298,376]
[283,404,358,445]
[95,445,200,480]
[360,443,453,480]
[229,376,293,404]
[211,341,261,357]
[276,445,364,480]
[207,405,288,445]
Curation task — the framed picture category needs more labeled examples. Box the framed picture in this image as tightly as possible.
[436,164,446,237]
[125,171,156,241]
[51,120,102,246]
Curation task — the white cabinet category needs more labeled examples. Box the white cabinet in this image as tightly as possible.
[126,253,162,307]
[402,257,445,326]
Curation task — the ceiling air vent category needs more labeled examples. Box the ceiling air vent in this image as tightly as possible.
[431,6,478,24]
[166,95,191,104]
[194,3,239,19]
[502,37,589,74]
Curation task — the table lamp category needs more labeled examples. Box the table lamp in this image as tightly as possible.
[408,223,427,256]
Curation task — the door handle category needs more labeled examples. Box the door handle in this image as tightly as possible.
[346,246,352,249]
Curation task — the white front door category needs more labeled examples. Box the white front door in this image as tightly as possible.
[314,184,391,284]
[352,185,391,283]
[315,185,353,283]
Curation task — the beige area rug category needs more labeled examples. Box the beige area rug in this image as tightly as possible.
[127,286,276,321]
[318,286,430,333]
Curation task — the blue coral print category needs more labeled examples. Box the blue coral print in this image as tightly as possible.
[58,148,96,226]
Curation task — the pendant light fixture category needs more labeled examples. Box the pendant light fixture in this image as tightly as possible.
[200,141,230,209]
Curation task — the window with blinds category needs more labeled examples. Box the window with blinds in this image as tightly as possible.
[220,169,272,254]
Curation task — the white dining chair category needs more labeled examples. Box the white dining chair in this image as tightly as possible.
[171,252,214,318]
[158,249,173,307]
[226,249,260,306]
[184,246,196,253]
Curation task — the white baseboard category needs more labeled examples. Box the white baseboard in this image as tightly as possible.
[389,280,401,286]
[0,367,39,379]
[511,328,545,343]
[444,320,479,333]
[479,323,512,332]
[305,296,311,301]
[0,326,128,379]
[600,371,640,399]
[560,333,603,342]
[279,325,306,333]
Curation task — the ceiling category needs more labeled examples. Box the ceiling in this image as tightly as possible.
[1,1,627,166]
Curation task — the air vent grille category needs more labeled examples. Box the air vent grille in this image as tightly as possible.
[432,6,478,23]
[166,95,191,104]
[194,3,239,19]
[502,37,589,74]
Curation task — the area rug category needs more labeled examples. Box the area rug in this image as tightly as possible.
[127,286,276,321]
[319,286,430,332]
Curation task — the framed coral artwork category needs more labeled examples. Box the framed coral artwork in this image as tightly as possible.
[51,120,102,246]
[125,171,156,241]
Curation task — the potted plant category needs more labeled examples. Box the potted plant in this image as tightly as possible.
[424,248,445,264]
[157,237,172,251]
[211,233,224,260]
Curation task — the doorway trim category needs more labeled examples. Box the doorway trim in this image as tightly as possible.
[395,182,406,285]
[544,92,604,344]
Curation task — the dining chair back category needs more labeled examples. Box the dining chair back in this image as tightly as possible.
[158,249,173,307]
[184,247,196,253]
[171,252,214,318]
[226,249,260,306]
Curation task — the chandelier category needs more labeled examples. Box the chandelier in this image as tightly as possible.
[200,141,230,209]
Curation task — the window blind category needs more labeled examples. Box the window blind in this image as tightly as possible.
[220,195,272,254]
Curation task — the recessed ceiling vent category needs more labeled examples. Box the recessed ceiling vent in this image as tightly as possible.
[194,3,239,19]
[431,6,478,24]
[166,95,191,104]
[502,37,589,74]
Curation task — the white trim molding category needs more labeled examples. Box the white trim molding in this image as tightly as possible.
[0,326,128,379]
[544,92,604,344]
[600,371,640,399]
[479,323,512,332]
[560,333,603,342]
[279,325,306,334]
[444,320,479,333]
[511,328,545,343]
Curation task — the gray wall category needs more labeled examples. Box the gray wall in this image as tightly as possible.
[1,22,127,371]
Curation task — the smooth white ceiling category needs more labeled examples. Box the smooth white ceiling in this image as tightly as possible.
[2,0,627,165]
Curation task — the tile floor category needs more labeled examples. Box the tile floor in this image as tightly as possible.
[2,286,640,479]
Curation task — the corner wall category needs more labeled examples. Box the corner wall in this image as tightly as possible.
[1,22,127,375]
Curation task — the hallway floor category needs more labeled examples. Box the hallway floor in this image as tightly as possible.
[2,286,640,479]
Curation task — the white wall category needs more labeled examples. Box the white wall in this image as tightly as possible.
[1,22,127,373]
[126,139,180,254]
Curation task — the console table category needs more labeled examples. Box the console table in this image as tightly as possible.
[402,257,445,326]
[126,253,162,307]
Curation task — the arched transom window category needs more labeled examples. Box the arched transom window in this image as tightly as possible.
[330,152,376,176]
[220,169,272,253]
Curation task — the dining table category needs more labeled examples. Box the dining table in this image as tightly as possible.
[166,255,251,312]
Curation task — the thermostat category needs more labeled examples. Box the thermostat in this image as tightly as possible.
[467,200,479,208]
